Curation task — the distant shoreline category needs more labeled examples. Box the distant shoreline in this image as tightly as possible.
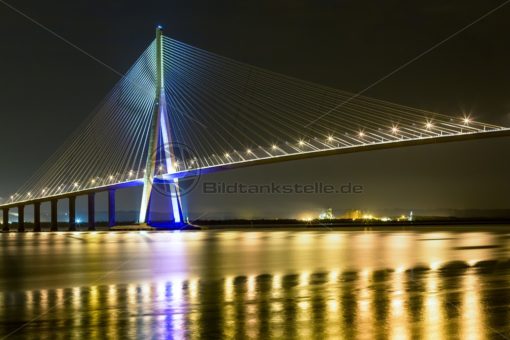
[2,217,510,232]
[192,218,510,229]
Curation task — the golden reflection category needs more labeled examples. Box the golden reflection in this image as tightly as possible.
[187,280,201,340]
[423,270,445,340]
[389,270,409,340]
[72,286,80,312]
[224,276,234,302]
[24,290,33,318]
[246,275,256,300]
[0,262,498,339]
[188,278,199,303]
[299,271,310,286]
[325,270,342,338]
[222,276,236,339]
[40,289,48,312]
[107,284,117,306]
[127,283,137,306]
[430,260,442,271]
[355,269,375,339]
[461,268,484,340]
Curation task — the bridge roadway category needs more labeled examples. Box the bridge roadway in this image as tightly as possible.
[2,128,510,231]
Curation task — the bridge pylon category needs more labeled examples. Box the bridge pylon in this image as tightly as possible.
[138,26,185,226]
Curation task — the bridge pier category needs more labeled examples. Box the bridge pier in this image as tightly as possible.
[17,205,25,232]
[50,199,58,231]
[33,202,41,232]
[88,193,95,231]
[2,208,8,232]
[108,189,116,227]
[68,196,76,231]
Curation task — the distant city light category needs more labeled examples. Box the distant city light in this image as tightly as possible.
[246,149,252,154]
[426,122,433,130]
[463,116,471,125]
[301,215,313,222]
[272,144,277,150]
[91,179,96,184]
[358,131,364,138]
[224,153,230,158]
[109,175,114,180]
[74,182,79,188]
[327,136,334,142]
[27,192,32,197]
[298,140,305,146]
[391,126,398,134]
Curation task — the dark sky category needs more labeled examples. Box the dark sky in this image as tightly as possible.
[1,1,509,218]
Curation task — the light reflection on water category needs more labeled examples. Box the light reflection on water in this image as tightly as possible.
[0,228,509,338]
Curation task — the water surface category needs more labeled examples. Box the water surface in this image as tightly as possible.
[1,226,509,339]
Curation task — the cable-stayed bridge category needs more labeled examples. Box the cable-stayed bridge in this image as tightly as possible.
[1,27,509,230]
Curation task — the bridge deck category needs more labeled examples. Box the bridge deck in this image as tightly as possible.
[2,128,509,210]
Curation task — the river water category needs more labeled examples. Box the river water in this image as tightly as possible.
[0,226,509,339]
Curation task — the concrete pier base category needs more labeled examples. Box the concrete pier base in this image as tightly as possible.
[68,196,76,231]
[2,208,8,232]
[17,205,25,232]
[50,199,58,231]
[108,190,116,227]
[33,202,41,232]
[88,193,95,231]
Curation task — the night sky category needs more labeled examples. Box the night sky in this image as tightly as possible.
[1,1,509,219]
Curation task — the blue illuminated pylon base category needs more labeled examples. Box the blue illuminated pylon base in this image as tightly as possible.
[146,180,186,229]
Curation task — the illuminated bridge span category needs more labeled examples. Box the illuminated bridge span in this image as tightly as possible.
[1,27,509,230]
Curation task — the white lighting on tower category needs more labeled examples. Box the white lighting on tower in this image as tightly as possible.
[298,140,305,146]
[246,149,252,154]
[358,131,364,138]
[224,153,230,158]
[426,122,433,130]
[463,116,471,125]
[272,144,277,150]
[73,182,79,188]
[327,136,334,142]
[391,126,398,134]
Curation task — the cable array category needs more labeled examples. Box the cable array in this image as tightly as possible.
[3,36,506,205]
[162,37,503,173]
[8,42,157,204]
